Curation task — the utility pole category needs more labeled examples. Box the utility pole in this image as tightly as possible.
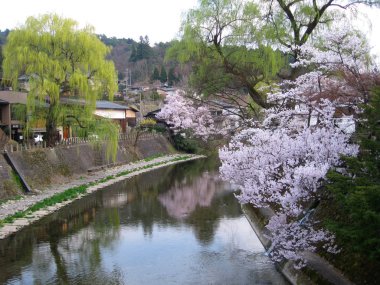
[126,68,131,86]
[139,91,143,120]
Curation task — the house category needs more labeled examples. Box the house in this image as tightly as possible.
[0,91,28,142]
[125,105,139,127]
[0,92,140,142]
[93,100,130,133]
[60,98,139,138]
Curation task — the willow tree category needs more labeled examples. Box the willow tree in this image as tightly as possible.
[166,0,287,114]
[2,14,118,150]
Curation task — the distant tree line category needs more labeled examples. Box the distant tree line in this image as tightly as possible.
[97,34,135,46]
[151,66,180,86]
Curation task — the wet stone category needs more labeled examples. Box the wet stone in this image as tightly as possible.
[33,210,50,217]
[0,224,19,234]
[12,219,30,226]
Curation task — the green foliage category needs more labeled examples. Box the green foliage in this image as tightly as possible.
[129,35,152,62]
[159,66,167,83]
[0,29,9,75]
[138,118,159,133]
[92,119,119,163]
[172,133,198,153]
[11,170,23,190]
[167,67,179,86]
[2,14,118,148]
[98,34,134,47]
[129,44,137,62]
[143,153,164,162]
[326,87,380,260]
[0,46,2,75]
[150,89,160,101]
[151,67,160,81]
[10,103,26,122]
[140,118,157,127]
[166,0,287,109]
[0,184,87,227]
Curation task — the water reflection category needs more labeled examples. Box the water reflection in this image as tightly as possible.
[159,171,226,219]
[0,158,288,285]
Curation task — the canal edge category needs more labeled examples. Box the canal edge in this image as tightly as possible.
[0,153,206,240]
[242,204,355,285]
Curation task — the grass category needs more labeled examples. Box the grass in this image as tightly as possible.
[143,153,164,162]
[0,185,87,227]
[0,154,194,229]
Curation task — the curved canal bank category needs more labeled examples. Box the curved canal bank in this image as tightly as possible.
[0,154,204,239]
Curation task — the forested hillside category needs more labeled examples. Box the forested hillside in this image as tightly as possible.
[98,34,184,85]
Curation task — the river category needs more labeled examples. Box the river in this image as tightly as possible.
[0,157,288,285]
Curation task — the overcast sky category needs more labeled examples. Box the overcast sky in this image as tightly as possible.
[0,0,379,59]
[0,0,198,44]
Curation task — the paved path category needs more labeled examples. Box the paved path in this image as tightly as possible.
[0,154,204,239]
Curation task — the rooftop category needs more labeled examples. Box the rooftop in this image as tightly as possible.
[60,98,129,110]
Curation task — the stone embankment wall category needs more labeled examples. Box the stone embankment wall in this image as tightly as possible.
[242,204,355,285]
[1,134,175,194]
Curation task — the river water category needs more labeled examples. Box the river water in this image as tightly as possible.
[0,158,288,285]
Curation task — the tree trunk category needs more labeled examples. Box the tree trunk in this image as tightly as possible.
[46,102,58,147]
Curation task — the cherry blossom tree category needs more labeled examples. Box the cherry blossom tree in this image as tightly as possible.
[159,23,377,267]
[219,25,375,267]
[157,90,240,139]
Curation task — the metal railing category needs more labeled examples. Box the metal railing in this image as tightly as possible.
[1,132,164,153]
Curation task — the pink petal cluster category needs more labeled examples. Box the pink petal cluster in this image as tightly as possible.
[157,91,239,138]
[157,91,217,138]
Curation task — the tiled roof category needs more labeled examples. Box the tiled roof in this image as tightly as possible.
[0,91,27,104]
[96,100,128,110]
[60,98,129,110]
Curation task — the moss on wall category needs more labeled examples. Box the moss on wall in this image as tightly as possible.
[0,156,23,201]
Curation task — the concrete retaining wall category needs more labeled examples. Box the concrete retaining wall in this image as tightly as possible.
[3,134,175,191]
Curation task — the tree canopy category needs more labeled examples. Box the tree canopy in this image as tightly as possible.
[129,35,152,62]
[166,0,286,110]
[166,0,379,113]
[2,14,118,158]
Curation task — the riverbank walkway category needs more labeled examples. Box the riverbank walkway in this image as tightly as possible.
[0,153,204,239]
